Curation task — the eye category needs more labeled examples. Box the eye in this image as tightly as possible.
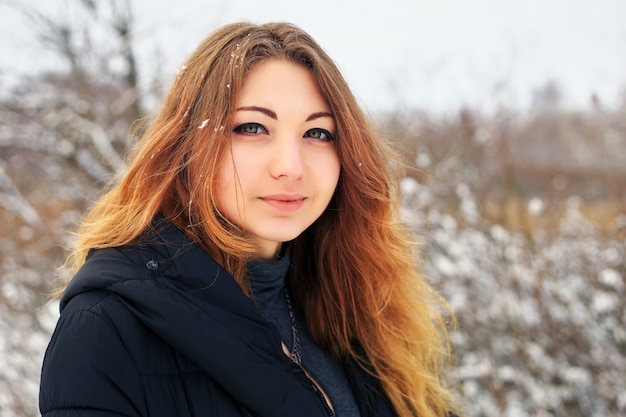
[304,128,335,142]
[233,123,268,135]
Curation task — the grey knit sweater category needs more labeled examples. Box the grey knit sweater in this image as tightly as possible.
[247,249,361,417]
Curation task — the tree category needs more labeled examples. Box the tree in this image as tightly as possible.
[0,1,162,415]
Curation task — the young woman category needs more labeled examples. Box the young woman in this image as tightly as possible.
[39,22,459,417]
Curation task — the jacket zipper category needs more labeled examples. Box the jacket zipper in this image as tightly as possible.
[290,360,335,416]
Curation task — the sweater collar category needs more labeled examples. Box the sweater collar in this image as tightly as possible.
[247,244,292,298]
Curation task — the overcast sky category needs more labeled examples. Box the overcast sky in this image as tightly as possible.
[2,0,625,114]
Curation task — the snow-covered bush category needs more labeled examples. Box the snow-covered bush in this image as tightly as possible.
[402,175,625,417]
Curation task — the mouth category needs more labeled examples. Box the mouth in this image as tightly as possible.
[260,194,306,212]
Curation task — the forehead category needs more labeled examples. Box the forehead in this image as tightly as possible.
[236,59,329,112]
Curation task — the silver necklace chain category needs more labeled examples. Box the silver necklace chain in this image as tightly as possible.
[284,288,302,365]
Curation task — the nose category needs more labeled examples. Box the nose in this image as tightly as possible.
[269,136,304,179]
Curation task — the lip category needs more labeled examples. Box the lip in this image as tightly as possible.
[260,193,306,212]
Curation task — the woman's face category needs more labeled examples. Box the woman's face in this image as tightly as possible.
[216,59,340,259]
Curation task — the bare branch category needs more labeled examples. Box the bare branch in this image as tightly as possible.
[0,162,44,229]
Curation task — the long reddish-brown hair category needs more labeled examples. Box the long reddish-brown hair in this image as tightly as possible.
[61,22,458,417]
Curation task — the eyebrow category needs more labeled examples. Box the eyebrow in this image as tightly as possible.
[306,111,333,122]
[236,106,333,122]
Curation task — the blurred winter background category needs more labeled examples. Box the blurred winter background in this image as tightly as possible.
[1,0,625,416]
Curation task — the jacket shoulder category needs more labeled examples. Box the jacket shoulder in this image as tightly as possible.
[40,291,147,416]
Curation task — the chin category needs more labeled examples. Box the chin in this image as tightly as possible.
[260,226,308,242]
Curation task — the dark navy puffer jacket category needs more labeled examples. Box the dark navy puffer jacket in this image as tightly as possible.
[39,219,397,417]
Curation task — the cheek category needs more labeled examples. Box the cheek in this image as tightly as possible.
[214,149,258,219]
[323,152,341,191]
[308,152,340,206]
[214,157,237,213]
